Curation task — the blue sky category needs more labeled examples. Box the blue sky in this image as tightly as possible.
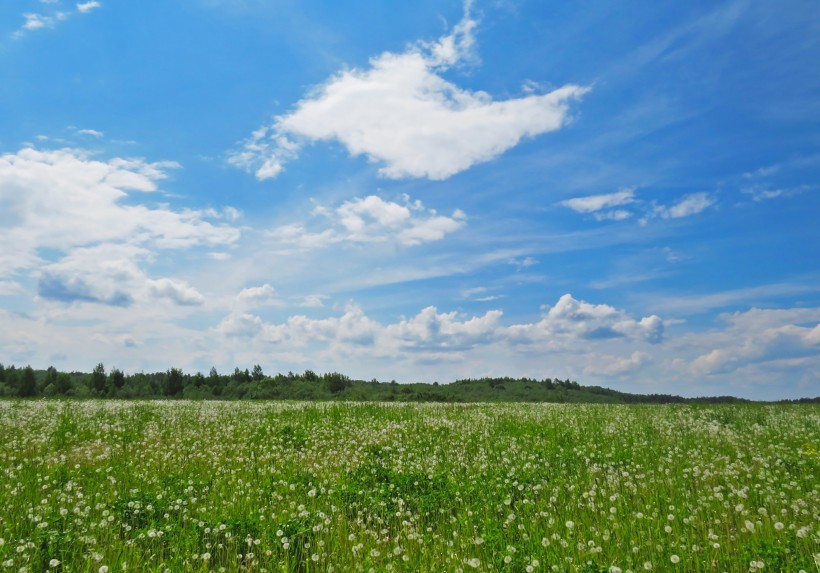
[1,0,819,399]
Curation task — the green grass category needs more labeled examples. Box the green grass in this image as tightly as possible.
[0,401,817,572]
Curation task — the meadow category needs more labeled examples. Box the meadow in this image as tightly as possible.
[0,401,817,572]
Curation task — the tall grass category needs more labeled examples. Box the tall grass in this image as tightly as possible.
[0,401,817,572]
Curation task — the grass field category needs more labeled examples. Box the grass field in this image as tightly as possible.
[0,401,817,572]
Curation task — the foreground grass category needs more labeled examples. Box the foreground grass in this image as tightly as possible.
[0,401,817,572]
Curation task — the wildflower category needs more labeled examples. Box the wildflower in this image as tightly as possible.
[99,567,109,573]
[566,520,575,529]
[670,555,680,564]
[49,560,60,568]
[643,562,652,570]
[465,558,481,568]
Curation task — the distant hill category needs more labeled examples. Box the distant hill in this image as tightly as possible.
[0,363,817,403]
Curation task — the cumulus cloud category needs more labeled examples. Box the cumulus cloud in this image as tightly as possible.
[36,244,205,307]
[214,294,662,366]
[269,194,465,248]
[236,284,278,308]
[690,307,820,375]
[0,147,239,272]
[0,146,239,308]
[508,294,664,345]
[229,4,588,180]
[584,351,650,376]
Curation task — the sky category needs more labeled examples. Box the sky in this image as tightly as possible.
[1,0,819,399]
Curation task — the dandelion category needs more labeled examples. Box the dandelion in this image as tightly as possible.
[98,567,109,573]
[49,560,60,568]
[644,562,652,570]
[465,558,481,568]
[670,555,680,564]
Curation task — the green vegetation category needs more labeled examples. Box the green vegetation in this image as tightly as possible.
[1,363,817,403]
[0,401,817,571]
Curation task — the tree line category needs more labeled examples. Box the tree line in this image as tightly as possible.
[0,363,816,403]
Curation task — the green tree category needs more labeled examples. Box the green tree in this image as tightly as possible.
[18,366,36,397]
[325,372,351,394]
[110,368,125,389]
[252,364,265,381]
[91,363,107,395]
[54,372,73,395]
[164,368,185,397]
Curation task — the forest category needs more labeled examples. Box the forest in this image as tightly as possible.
[1,362,816,403]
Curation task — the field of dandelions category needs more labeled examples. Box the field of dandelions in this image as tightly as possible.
[0,401,817,573]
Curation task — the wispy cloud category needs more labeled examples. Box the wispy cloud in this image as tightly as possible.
[230,2,588,181]
[560,188,636,214]
[653,192,715,219]
[561,189,715,224]
[77,128,104,137]
[12,1,100,39]
[76,1,102,14]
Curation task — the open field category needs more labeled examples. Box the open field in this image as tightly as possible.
[0,401,817,572]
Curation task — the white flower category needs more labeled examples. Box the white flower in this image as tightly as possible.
[644,562,652,570]
[99,567,109,573]
[465,558,481,568]
[670,555,680,564]
[49,560,60,568]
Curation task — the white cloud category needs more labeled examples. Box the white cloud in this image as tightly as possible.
[147,278,205,306]
[584,351,650,376]
[561,189,717,224]
[77,128,104,137]
[236,284,278,308]
[0,146,240,308]
[0,147,239,272]
[269,194,465,248]
[36,244,206,307]
[0,281,25,296]
[690,307,820,375]
[76,1,101,13]
[13,2,99,38]
[656,192,714,219]
[230,4,588,180]
[508,294,664,345]
[560,189,636,213]
[214,294,661,366]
